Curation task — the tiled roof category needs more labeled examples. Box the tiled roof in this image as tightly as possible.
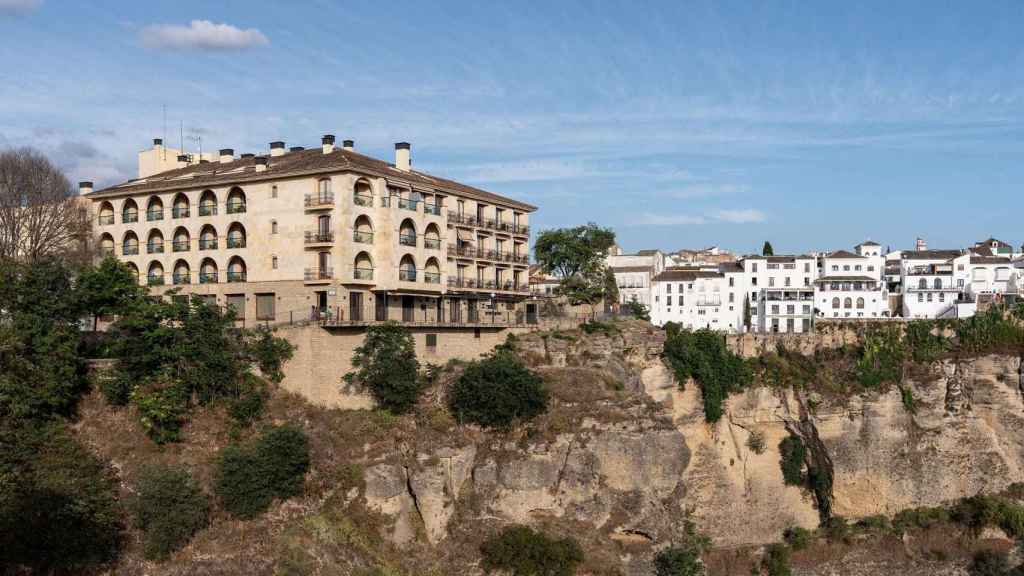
[825,250,864,259]
[970,256,1012,265]
[652,269,722,282]
[902,249,963,260]
[88,147,537,211]
[741,254,813,262]
[855,240,880,246]
[610,265,653,273]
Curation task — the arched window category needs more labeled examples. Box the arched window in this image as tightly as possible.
[856,297,865,309]
[354,251,374,280]
[424,257,441,284]
[353,178,373,207]
[831,297,840,309]
[933,278,942,289]
[843,297,852,309]
[399,254,416,281]
[226,187,246,214]
[98,201,115,225]
[354,215,374,243]
[227,256,247,282]
[146,261,164,286]
[146,197,164,221]
[173,260,191,285]
[172,193,190,218]
[172,227,190,252]
[199,258,218,283]
[122,199,138,223]
[918,278,927,289]
[399,218,416,247]
[199,190,217,216]
[424,223,441,250]
[147,229,164,253]
[227,222,246,249]
[199,225,218,250]
[122,231,139,255]
[99,233,115,255]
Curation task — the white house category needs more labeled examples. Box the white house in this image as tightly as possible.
[742,255,816,333]
[650,264,746,331]
[607,249,664,307]
[814,243,889,319]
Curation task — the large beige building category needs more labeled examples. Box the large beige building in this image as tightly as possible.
[85,136,536,326]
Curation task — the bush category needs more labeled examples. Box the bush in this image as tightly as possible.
[952,494,1024,539]
[0,422,124,573]
[892,506,951,532]
[969,550,1012,576]
[782,526,812,550]
[654,546,704,576]
[624,297,651,322]
[216,425,310,518]
[246,325,295,384]
[228,374,268,427]
[99,370,135,406]
[132,376,189,444]
[662,328,751,422]
[746,430,766,454]
[778,435,806,486]
[480,525,584,576]
[133,464,210,560]
[855,326,904,388]
[761,543,792,576]
[344,323,421,414]
[822,515,851,543]
[448,352,548,428]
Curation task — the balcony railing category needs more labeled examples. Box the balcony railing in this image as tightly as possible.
[147,275,164,286]
[123,212,138,223]
[199,238,218,250]
[199,271,218,284]
[448,244,475,258]
[447,212,478,227]
[304,268,333,281]
[227,271,247,283]
[123,244,139,255]
[399,269,417,282]
[447,276,529,292]
[226,201,246,214]
[172,206,189,218]
[353,194,373,207]
[304,193,334,208]
[424,203,441,216]
[353,267,374,280]
[172,240,189,252]
[424,237,441,250]
[227,237,246,249]
[146,242,164,254]
[198,204,217,216]
[173,273,191,285]
[398,197,419,211]
[353,230,374,244]
[399,234,416,247]
[99,247,114,256]
[305,231,334,244]
[98,214,114,225]
[380,196,391,207]
[445,211,529,235]
[424,272,441,284]
[146,210,164,222]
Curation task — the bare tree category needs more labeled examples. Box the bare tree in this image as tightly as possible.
[0,147,92,264]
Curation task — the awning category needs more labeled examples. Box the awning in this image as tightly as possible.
[456,229,474,243]
[378,290,442,298]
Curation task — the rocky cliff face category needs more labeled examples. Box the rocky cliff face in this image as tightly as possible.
[357,324,1024,574]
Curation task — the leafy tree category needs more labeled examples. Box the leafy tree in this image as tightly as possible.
[654,546,703,576]
[132,463,210,560]
[778,434,807,486]
[534,223,617,317]
[662,328,751,422]
[75,256,146,331]
[480,525,584,576]
[761,543,792,576]
[762,241,774,256]
[245,324,295,384]
[625,295,651,321]
[215,425,310,519]
[448,352,548,428]
[344,322,421,414]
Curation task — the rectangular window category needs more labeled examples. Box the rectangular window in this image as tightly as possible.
[667,296,672,306]
[227,294,245,319]
[786,305,795,314]
[666,284,672,293]
[729,292,734,303]
[918,293,924,302]
[769,277,775,287]
[256,293,275,320]
[728,277,734,287]
[784,277,791,287]
[426,333,438,349]
[752,263,758,272]
[804,263,811,273]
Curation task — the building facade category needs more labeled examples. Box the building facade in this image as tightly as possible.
[743,255,816,333]
[814,242,889,319]
[650,264,745,331]
[606,248,665,307]
[87,136,536,326]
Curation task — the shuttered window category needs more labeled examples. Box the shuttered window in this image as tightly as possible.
[256,293,275,320]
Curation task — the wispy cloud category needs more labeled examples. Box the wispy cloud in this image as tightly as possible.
[140,20,269,50]
[633,208,766,226]
[715,208,766,223]
[0,0,39,15]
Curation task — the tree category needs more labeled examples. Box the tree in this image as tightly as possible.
[0,147,92,264]
[762,241,774,256]
[76,256,147,331]
[480,525,584,576]
[448,351,548,428]
[215,426,310,519]
[344,322,421,413]
[132,463,210,560]
[625,296,651,322]
[534,223,617,318]
[743,294,752,330]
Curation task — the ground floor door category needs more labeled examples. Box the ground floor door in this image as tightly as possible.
[350,291,363,322]
[449,299,461,323]
[375,292,387,321]
[526,303,538,324]
[402,296,415,322]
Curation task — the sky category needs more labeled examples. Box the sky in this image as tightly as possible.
[1,0,1023,255]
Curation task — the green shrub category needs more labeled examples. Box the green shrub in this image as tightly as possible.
[856,514,891,533]
[132,376,189,444]
[892,506,951,532]
[99,370,135,406]
[822,515,851,543]
[855,326,904,388]
[580,319,618,334]
[761,543,792,576]
[0,422,124,573]
[624,297,651,322]
[778,435,806,486]
[746,430,766,455]
[654,545,704,576]
[228,374,268,427]
[246,325,295,384]
[662,328,751,422]
[448,352,548,428]
[969,550,1012,576]
[216,425,310,518]
[344,323,421,414]
[899,386,916,414]
[782,526,812,550]
[904,320,949,362]
[132,464,210,560]
[480,525,584,576]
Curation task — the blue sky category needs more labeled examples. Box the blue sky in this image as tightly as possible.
[1,0,1023,255]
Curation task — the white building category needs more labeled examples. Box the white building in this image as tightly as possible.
[901,251,962,318]
[650,264,745,331]
[814,243,889,319]
[607,248,664,307]
[743,255,816,333]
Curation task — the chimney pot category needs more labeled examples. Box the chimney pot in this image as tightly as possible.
[322,134,335,154]
[78,181,93,195]
[254,157,268,172]
[290,146,304,152]
[270,141,286,157]
[394,142,411,171]
[153,138,163,147]
[342,139,354,151]
[219,148,234,163]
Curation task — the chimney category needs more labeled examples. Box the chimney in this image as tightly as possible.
[915,238,927,252]
[395,142,411,171]
[321,134,335,154]
[241,153,254,159]
[254,157,268,173]
[176,154,189,163]
[153,138,163,149]
[219,148,234,163]
[270,141,286,157]
[78,181,93,196]
[290,146,304,152]
[342,139,354,151]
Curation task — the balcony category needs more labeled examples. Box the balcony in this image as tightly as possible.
[424,202,441,216]
[305,231,334,245]
[146,242,164,254]
[445,276,529,293]
[198,204,217,217]
[353,230,374,244]
[199,238,218,250]
[98,214,114,226]
[380,196,391,208]
[424,272,441,284]
[172,206,189,218]
[445,211,529,236]
[399,269,417,282]
[448,244,475,258]
[398,197,419,211]
[199,272,218,284]
[353,267,374,281]
[304,193,334,209]
[424,237,441,250]
[147,275,164,286]
[123,245,139,255]
[696,298,722,307]
[172,240,189,252]
[146,210,164,222]
[304,268,333,282]
[99,247,115,256]
[227,271,247,283]
[226,201,246,214]
[123,213,138,224]
[353,194,373,207]
[399,234,417,247]
[173,273,191,285]
[227,237,246,249]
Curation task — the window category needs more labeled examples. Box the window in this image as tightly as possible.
[786,305,794,314]
[918,293,924,302]
[832,265,839,271]
[939,293,945,303]
[256,293,275,320]
[227,294,245,319]
[784,277,791,287]
[855,265,862,271]
[752,263,758,272]
[804,263,810,273]
[666,284,672,293]
[868,266,875,271]
[927,293,933,302]
[272,256,278,269]
[728,277,734,287]
[426,334,437,349]
[832,297,840,309]
[933,278,942,289]
[271,220,278,234]
[729,292,734,303]
[771,305,779,314]
[856,297,864,309]
[751,277,757,286]
[271,185,278,198]
[769,277,775,287]
[843,265,850,271]
[667,296,672,306]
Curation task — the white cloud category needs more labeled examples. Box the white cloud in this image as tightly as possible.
[140,20,269,50]
[0,0,40,15]
[633,208,766,226]
[634,213,707,226]
[715,209,766,223]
